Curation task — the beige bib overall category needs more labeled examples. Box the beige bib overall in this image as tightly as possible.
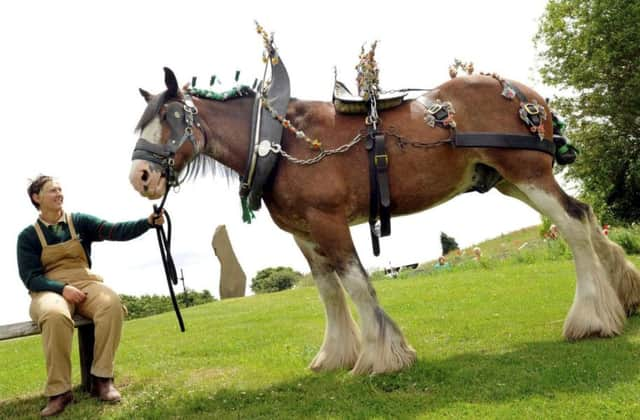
[29,213,125,396]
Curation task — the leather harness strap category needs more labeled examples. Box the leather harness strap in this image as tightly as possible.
[453,133,556,157]
[365,126,392,257]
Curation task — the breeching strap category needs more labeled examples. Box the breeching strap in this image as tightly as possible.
[152,186,186,332]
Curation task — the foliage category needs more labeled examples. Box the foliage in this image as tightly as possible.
[535,0,640,224]
[251,266,302,294]
[120,289,215,320]
[440,231,459,255]
[609,225,640,255]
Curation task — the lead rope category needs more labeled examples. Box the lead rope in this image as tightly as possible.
[152,179,185,332]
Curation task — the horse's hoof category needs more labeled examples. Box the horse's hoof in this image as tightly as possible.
[349,344,417,375]
[309,348,359,372]
[563,292,625,340]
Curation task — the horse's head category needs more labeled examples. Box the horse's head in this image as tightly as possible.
[130,67,206,199]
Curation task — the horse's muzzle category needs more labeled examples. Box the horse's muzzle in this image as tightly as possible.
[129,160,167,199]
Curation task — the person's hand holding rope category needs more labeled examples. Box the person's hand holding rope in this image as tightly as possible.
[148,209,165,227]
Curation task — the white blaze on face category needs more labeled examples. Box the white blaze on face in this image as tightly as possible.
[129,116,167,199]
[140,116,163,144]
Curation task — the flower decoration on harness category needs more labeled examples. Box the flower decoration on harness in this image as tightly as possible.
[259,97,322,150]
[519,100,546,140]
[356,41,380,101]
[500,83,517,100]
[256,21,279,65]
[418,98,457,129]
[448,59,474,79]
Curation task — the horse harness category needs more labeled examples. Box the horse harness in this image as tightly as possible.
[340,75,575,257]
[132,94,205,189]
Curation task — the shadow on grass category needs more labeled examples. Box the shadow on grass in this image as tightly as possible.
[3,319,639,419]
[0,384,110,420]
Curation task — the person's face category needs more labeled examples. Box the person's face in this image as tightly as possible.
[34,180,64,212]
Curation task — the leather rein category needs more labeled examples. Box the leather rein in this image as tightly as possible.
[131,93,207,332]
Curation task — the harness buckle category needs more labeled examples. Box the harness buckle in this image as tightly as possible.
[427,103,443,114]
[524,102,540,115]
[374,154,388,168]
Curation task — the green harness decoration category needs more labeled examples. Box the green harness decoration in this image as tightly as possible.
[551,112,579,164]
[240,195,255,223]
[188,85,253,101]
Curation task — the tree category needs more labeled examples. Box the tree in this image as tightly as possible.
[119,290,215,320]
[535,0,640,224]
[251,266,302,294]
[440,232,459,256]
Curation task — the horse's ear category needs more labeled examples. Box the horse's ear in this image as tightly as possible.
[164,67,179,98]
[139,88,152,103]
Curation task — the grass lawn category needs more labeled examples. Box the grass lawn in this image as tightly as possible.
[1,236,639,418]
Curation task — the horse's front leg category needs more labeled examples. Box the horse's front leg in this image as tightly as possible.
[306,209,416,374]
[294,235,361,371]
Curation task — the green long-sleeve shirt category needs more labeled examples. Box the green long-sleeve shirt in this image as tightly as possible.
[17,212,152,294]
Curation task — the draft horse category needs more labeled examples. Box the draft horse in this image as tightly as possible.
[129,67,640,375]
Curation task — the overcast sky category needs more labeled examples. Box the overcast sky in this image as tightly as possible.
[0,0,552,325]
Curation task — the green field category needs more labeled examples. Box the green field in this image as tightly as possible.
[2,228,640,419]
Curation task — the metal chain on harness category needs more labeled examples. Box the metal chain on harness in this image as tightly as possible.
[267,133,364,165]
[365,94,380,129]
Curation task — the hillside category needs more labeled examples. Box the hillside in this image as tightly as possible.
[1,227,639,419]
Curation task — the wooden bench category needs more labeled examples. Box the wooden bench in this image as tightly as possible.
[0,315,94,392]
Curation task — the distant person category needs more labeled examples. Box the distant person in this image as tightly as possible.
[603,224,610,236]
[547,224,559,240]
[433,256,451,270]
[16,175,164,417]
[472,247,482,261]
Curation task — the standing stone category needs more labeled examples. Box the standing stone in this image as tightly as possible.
[212,225,246,299]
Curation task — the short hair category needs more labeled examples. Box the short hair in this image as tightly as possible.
[28,175,53,209]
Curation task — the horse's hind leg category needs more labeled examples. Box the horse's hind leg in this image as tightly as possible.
[585,210,640,316]
[305,209,416,374]
[498,178,640,317]
[294,235,361,371]
[498,177,626,338]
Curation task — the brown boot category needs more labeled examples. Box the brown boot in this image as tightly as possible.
[91,376,121,402]
[40,390,73,417]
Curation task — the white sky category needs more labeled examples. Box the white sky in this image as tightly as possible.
[0,0,553,325]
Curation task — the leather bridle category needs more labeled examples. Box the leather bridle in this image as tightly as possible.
[131,94,205,188]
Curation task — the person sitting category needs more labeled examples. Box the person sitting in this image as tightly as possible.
[433,256,451,270]
[547,224,559,240]
[472,247,482,261]
[16,175,164,417]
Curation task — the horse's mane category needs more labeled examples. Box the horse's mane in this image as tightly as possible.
[181,152,236,185]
